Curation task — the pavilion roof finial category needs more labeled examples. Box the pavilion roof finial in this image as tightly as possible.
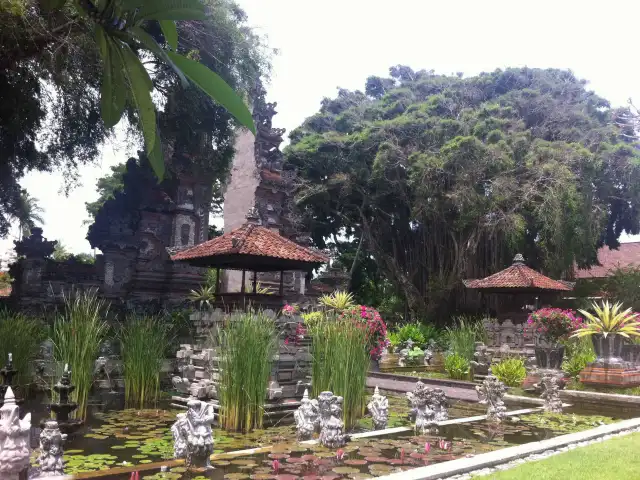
[513,253,525,265]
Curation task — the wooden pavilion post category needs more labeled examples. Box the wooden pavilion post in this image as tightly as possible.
[279,270,284,297]
[252,271,257,294]
[215,268,221,295]
[240,269,246,293]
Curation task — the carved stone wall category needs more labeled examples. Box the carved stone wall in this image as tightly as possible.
[11,158,212,311]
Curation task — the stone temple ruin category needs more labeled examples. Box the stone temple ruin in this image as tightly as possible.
[9,83,332,311]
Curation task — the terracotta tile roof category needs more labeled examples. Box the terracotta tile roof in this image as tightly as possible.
[171,224,328,264]
[575,242,640,279]
[464,254,572,291]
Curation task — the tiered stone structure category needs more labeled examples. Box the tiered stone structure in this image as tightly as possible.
[223,84,313,304]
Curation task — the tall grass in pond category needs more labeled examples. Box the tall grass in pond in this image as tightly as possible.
[310,313,370,429]
[215,312,276,432]
[0,309,46,393]
[51,288,108,420]
[119,315,172,409]
[446,315,487,361]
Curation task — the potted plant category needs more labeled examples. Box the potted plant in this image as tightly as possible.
[573,301,640,366]
[527,308,583,369]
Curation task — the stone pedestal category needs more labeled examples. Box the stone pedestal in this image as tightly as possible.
[580,334,640,387]
[579,364,640,387]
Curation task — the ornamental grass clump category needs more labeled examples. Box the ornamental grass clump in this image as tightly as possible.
[51,288,109,420]
[0,309,46,391]
[573,301,640,339]
[216,312,276,432]
[528,308,583,343]
[119,315,172,409]
[491,358,527,387]
[446,316,486,361]
[310,312,371,429]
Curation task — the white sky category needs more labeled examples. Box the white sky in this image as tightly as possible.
[2,0,640,259]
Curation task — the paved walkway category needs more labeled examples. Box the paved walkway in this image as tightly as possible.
[367,374,479,401]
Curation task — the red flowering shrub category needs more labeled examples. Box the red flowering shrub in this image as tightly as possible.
[527,308,583,343]
[340,305,388,360]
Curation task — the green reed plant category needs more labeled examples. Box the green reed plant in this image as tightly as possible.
[0,309,46,392]
[51,288,109,420]
[215,312,276,432]
[310,313,371,429]
[119,315,172,409]
[446,316,488,361]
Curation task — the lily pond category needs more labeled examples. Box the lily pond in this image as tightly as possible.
[26,393,625,479]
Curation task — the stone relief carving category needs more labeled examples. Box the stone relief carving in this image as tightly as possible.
[38,420,67,476]
[171,397,215,468]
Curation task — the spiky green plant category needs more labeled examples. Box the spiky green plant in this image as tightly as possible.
[310,312,370,429]
[188,285,216,310]
[574,301,640,338]
[51,288,109,420]
[318,290,355,313]
[491,358,527,386]
[215,312,276,432]
[119,315,172,409]
[0,309,46,392]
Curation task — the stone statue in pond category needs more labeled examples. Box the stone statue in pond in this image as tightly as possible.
[172,396,215,468]
[294,389,319,441]
[541,373,563,413]
[406,381,449,432]
[476,373,507,422]
[39,420,67,476]
[0,387,31,480]
[317,391,348,448]
[367,386,389,430]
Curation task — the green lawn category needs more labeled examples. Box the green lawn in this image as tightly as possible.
[483,432,640,479]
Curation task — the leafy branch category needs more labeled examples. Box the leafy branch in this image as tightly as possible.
[41,0,256,180]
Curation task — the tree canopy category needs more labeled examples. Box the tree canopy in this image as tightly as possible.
[286,67,640,319]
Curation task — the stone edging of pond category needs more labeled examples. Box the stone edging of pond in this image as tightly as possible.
[375,416,640,480]
[368,372,478,390]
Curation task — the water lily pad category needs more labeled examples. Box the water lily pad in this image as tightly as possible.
[333,466,360,474]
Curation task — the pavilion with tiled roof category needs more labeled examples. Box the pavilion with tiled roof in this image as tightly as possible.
[464,254,573,293]
[464,254,573,321]
[171,223,328,306]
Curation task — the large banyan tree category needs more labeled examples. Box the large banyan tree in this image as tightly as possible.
[285,67,640,319]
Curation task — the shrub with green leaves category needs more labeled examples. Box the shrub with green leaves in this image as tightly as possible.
[492,358,527,387]
[407,346,425,365]
[562,337,596,379]
[444,353,470,380]
[396,323,426,346]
